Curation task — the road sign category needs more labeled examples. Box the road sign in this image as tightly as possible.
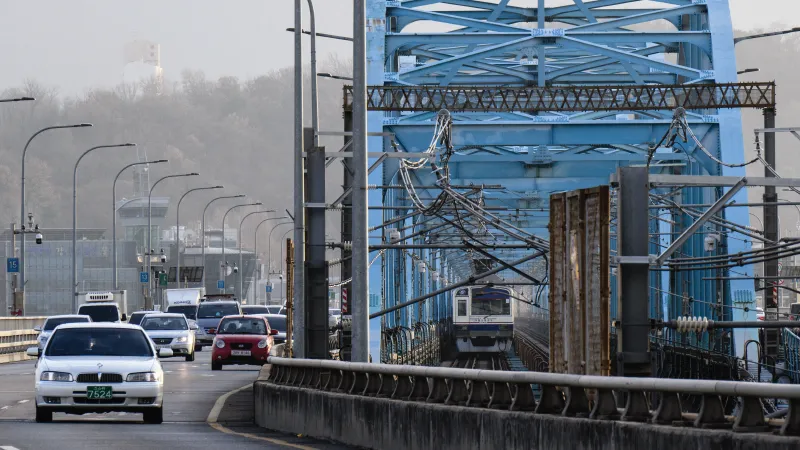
[217,280,225,289]
[265,285,273,293]
[6,258,19,273]
[140,272,149,283]
[159,272,168,287]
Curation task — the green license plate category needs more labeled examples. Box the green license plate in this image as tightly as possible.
[86,386,113,400]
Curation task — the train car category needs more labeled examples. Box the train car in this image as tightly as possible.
[453,285,517,352]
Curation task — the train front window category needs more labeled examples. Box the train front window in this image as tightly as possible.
[471,296,511,315]
[457,299,467,316]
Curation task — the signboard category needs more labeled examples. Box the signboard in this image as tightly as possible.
[6,258,19,273]
[265,285,273,293]
[140,272,149,283]
[159,272,168,287]
[217,280,225,290]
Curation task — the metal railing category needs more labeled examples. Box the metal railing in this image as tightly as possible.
[0,317,45,357]
[266,356,800,436]
[381,319,451,366]
[783,329,800,384]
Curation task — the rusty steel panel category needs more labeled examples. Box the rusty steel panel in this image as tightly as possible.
[548,193,567,374]
[549,186,610,376]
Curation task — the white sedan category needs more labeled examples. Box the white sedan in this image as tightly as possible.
[140,313,198,361]
[28,322,172,424]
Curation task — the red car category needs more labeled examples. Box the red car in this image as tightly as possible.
[211,315,277,370]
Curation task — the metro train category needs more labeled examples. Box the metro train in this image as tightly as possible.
[453,285,518,352]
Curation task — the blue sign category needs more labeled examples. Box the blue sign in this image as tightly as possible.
[217,280,225,289]
[6,258,19,273]
[140,272,149,283]
[265,285,273,293]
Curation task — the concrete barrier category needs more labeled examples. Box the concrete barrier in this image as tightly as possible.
[253,368,800,450]
[0,317,46,364]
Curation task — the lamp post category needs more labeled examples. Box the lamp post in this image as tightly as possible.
[254,216,289,304]
[0,96,35,103]
[317,73,353,81]
[22,123,92,301]
[734,27,800,45]
[176,185,223,288]
[72,143,136,308]
[112,159,168,290]
[268,221,294,275]
[737,68,759,75]
[201,195,245,287]
[237,210,274,302]
[147,172,199,300]
[220,202,262,294]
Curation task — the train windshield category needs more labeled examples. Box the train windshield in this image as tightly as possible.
[470,289,511,315]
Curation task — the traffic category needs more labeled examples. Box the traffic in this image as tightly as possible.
[25,289,289,425]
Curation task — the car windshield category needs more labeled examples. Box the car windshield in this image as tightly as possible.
[265,316,286,332]
[266,306,282,314]
[166,305,198,320]
[77,305,119,322]
[128,312,151,326]
[43,317,89,331]
[197,303,239,319]
[218,318,267,335]
[242,305,270,315]
[45,328,153,357]
[141,316,188,331]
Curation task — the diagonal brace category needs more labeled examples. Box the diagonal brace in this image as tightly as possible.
[656,177,747,266]
[463,240,541,284]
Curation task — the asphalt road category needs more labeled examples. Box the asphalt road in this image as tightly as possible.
[0,350,348,450]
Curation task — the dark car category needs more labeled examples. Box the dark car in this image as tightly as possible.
[241,305,271,315]
[195,301,242,347]
[127,310,158,326]
[166,304,199,321]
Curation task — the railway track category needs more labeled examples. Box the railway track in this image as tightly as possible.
[445,352,509,370]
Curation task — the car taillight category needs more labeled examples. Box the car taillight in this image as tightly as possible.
[757,316,764,321]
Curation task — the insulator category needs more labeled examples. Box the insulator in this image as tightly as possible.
[342,241,353,251]
[675,316,709,333]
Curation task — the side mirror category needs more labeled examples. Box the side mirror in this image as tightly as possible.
[270,329,278,336]
[190,324,199,330]
[27,347,41,357]
[121,313,128,322]
[33,326,41,332]
[158,348,174,357]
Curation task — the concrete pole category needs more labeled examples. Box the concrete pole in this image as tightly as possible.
[351,0,369,362]
[237,210,273,301]
[22,123,92,303]
[113,160,167,290]
[147,173,198,302]
[73,143,135,310]
[294,0,307,358]
[176,186,222,288]
[221,203,261,294]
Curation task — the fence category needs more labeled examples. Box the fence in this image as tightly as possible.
[381,319,451,366]
[0,317,46,361]
[265,356,800,436]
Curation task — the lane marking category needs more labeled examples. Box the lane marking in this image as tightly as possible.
[1,446,21,450]
[16,400,27,404]
[0,406,9,410]
[207,384,317,450]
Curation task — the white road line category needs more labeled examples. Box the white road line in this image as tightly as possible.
[206,384,251,423]
[16,400,27,404]
[0,406,9,410]
[1,445,21,450]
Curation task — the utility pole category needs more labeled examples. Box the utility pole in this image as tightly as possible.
[351,0,369,363]
[305,127,329,358]
[340,109,353,361]
[763,107,779,359]
[293,0,306,358]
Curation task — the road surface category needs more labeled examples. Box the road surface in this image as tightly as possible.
[0,351,347,450]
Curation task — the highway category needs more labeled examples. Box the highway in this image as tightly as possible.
[0,351,347,450]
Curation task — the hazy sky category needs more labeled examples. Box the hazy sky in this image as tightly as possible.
[0,0,794,96]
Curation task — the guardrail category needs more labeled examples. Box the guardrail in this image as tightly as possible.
[0,317,46,361]
[381,320,451,366]
[266,356,800,436]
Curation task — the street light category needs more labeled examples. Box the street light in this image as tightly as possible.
[72,143,136,308]
[285,27,353,42]
[318,72,354,81]
[254,216,289,304]
[175,185,223,288]
[220,202,262,294]
[734,27,800,45]
[21,123,92,299]
[237,210,275,301]
[268,221,295,275]
[201,195,245,286]
[112,159,168,289]
[737,68,760,75]
[0,97,35,103]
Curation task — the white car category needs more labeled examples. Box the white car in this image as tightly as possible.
[140,313,198,362]
[28,322,172,424]
[35,315,92,350]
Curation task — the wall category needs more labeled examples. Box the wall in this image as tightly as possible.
[254,379,800,450]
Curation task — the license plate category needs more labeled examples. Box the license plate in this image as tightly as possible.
[86,386,113,399]
[231,350,251,356]
[157,345,170,349]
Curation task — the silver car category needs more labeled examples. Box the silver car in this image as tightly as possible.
[35,315,92,350]
[140,313,198,362]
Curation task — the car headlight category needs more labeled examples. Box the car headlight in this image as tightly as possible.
[215,339,225,348]
[126,372,159,382]
[195,328,205,335]
[258,339,268,349]
[175,336,188,343]
[40,371,73,382]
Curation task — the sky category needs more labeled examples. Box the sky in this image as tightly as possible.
[0,0,795,96]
